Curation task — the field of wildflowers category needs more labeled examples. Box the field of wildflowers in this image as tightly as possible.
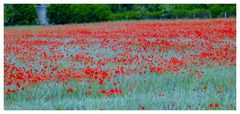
[4,18,236,110]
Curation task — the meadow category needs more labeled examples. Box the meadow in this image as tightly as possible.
[4,18,236,110]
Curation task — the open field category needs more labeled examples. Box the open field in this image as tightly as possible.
[4,19,236,110]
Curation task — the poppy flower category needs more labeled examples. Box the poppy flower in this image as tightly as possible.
[113,82,117,86]
[197,74,202,79]
[109,89,115,93]
[159,93,165,96]
[217,90,224,94]
[101,90,106,94]
[67,88,73,93]
[115,70,120,74]
[140,106,145,110]
[99,80,104,85]
[209,103,213,108]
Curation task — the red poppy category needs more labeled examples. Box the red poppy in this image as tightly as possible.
[197,74,202,79]
[115,89,122,94]
[159,93,165,96]
[99,80,104,85]
[67,88,73,93]
[217,90,224,94]
[101,90,106,94]
[109,89,115,93]
[115,70,120,74]
[88,86,92,89]
[6,88,16,95]
[140,106,145,110]
[113,82,117,86]
[209,103,213,108]
[85,91,92,96]
[7,88,12,93]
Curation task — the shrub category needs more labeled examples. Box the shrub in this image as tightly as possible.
[47,4,112,24]
[4,4,38,26]
[46,4,71,24]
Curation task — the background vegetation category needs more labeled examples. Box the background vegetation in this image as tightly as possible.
[4,4,236,26]
[4,4,38,26]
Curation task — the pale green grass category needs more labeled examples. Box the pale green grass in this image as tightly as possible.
[5,66,236,110]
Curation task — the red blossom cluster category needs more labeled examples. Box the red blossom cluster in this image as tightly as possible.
[100,89,123,97]
[209,103,219,108]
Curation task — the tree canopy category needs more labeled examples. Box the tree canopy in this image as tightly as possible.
[4,4,236,26]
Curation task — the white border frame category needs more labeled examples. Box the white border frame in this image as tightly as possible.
[1,0,238,113]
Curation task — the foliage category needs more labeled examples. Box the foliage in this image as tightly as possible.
[46,4,71,24]
[4,4,38,26]
[47,4,111,24]
[4,4,236,25]
[209,4,236,18]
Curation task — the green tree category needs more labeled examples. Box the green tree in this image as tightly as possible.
[209,4,236,18]
[46,4,71,24]
[4,4,38,26]
[47,4,112,24]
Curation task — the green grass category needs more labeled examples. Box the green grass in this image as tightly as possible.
[4,65,236,110]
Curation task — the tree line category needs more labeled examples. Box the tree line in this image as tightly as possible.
[4,4,236,26]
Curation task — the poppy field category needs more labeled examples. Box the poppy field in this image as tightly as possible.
[4,18,236,110]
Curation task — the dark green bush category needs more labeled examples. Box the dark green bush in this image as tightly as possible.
[46,4,71,24]
[4,4,38,26]
[47,4,112,24]
[109,11,141,21]
[191,9,211,18]
[209,4,236,18]
[4,4,236,26]
[145,11,165,19]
